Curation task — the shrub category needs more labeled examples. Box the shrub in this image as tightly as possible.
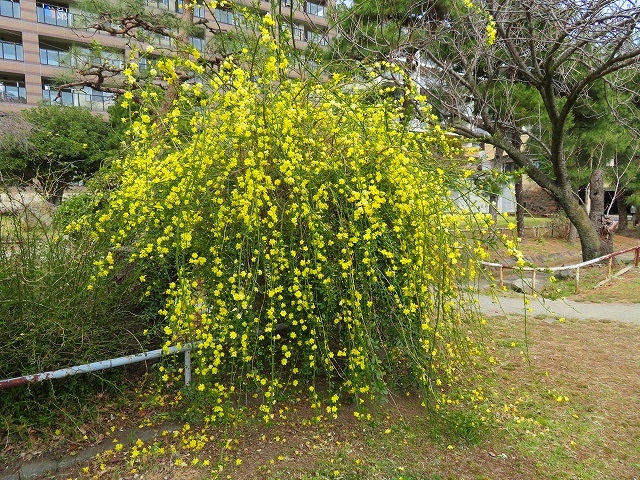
[0,192,161,410]
[76,20,491,421]
[53,191,93,230]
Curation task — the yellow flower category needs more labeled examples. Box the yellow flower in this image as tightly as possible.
[262,12,275,26]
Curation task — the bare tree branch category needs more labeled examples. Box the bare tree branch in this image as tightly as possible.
[332,0,640,259]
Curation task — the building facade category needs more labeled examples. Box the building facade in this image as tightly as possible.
[0,0,330,113]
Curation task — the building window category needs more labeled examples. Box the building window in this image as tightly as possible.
[503,161,515,173]
[293,24,304,41]
[0,79,26,103]
[40,45,124,68]
[151,32,173,48]
[193,1,205,18]
[85,88,115,112]
[139,56,158,72]
[72,47,124,68]
[145,0,170,10]
[283,23,306,42]
[189,36,205,53]
[0,0,20,19]
[175,0,204,17]
[42,83,115,112]
[305,29,327,45]
[42,83,73,106]
[0,39,23,61]
[40,46,66,65]
[213,8,234,25]
[305,1,324,17]
[37,2,70,27]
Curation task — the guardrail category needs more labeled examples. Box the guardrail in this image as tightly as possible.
[0,343,200,390]
[481,245,640,292]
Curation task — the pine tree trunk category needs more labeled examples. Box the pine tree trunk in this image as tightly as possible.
[489,194,499,223]
[617,190,628,232]
[553,184,601,260]
[568,224,578,243]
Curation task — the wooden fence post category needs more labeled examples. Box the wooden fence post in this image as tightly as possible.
[532,269,536,290]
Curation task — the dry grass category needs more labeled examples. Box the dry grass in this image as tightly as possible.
[570,268,640,303]
[489,315,640,479]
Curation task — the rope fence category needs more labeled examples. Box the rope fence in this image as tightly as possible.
[481,245,640,292]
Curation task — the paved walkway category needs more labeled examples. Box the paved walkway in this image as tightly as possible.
[478,293,640,325]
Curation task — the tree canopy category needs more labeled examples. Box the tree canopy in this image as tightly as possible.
[0,105,113,204]
[331,0,640,260]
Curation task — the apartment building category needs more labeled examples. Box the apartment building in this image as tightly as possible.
[0,0,331,113]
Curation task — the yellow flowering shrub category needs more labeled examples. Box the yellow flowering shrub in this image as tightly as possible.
[80,20,489,421]
[463,0,497,46]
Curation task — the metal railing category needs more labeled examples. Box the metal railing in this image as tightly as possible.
[482,244,640,292]
[0,342,200,390]
[0,40,23,61]
[36,3,75,27]
[0,0,20,18]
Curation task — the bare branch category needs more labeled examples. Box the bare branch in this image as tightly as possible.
[332,0,640,259]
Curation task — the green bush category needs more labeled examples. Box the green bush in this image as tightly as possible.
[53,191,93,230]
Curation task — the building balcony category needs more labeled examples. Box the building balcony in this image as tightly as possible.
[0,0,20,19]
[42,82,115,112]
[40,40,124,69]
[304,1,324,17]
[37,2,74,27]
[0,76,26,103]
[213,7,235,25]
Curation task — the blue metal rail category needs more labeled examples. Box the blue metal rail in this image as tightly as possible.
[0,343,198,390]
